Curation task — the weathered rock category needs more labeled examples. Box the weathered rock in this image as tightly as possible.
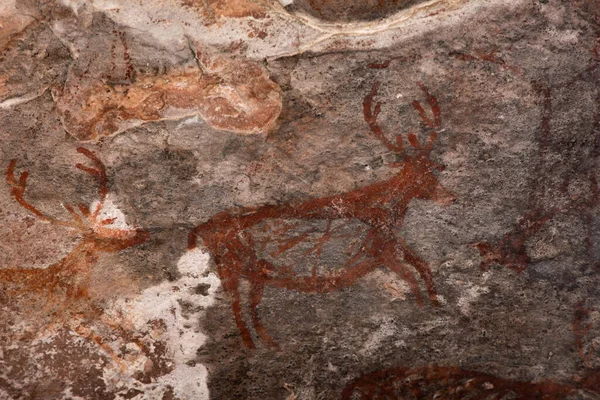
[0,0,599,399]
[0,22,71,109]
[55,51,282,140]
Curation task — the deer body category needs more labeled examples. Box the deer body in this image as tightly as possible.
[189,81,455,348]
[0,242,95,296]
[0,243,100,335]
[202,155,450,232]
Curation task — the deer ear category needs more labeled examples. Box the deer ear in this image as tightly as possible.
[425,132,437,149]
[407,134,421,149]
[395,135,403,149]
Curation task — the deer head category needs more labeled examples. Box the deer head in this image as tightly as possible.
[6,147,148,254]
[363,80,455,206]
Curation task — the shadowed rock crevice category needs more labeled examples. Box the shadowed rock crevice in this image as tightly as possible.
[281,0,431,22]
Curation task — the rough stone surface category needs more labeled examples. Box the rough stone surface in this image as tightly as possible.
[0,0,599,399]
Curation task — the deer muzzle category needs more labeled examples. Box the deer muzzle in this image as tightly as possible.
[433,183,456,206]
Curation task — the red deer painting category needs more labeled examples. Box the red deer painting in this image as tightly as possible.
[189,80,456,348]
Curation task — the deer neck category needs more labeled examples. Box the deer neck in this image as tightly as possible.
[58,240,99,276]
[389,160,430,198]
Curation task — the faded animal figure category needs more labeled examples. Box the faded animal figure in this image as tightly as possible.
[189,81,456,348]
[466,44,600,273]
[1,148,148,345]
[471,87,599,273]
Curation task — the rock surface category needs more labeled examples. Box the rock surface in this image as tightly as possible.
[0,0,599,399]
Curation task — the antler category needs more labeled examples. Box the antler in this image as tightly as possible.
[363,81,403,153]
[413,81,441,129]
[74,147,109,219]
[362,80,443,155]
[6,147,111,231]
[6,160,81,229]
[412,81,442,150]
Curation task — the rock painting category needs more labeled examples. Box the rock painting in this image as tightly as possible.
[189,80,455,348]
[1,0,599,398]
[341,365,599,399]
[473,80,600,274]
[0,148,148,396]
[0,149,223,398]
[2,148,148,336]
[342,304,600,399]
[100,249,221,398]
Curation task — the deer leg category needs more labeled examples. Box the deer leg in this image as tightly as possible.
[397,238,439,306]
[385,259,424,307]
[74,323,127,372]
[221,273,255,349]
[249,281,278,348]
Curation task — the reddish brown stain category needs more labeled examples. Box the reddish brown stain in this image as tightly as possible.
[573,39,600,82]
[367,57,407,69]
[118,31,135,81]
[2,148,148,361]
[473,210,550,273]
[367,60,392,69]
[341,366,581,399]
[180,0,268,21]
[189,80,455,348]
[573,300,600,369]
[342,304,600,399]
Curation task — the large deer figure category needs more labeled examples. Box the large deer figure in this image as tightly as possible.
[189,81,455,348]
[2,148,148,352]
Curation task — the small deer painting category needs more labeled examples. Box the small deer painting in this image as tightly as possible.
[1,148,148,361]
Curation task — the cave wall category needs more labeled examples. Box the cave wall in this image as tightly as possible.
[1,0,599,398]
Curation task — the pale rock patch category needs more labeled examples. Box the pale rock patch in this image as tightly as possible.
[102,248,221,400]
